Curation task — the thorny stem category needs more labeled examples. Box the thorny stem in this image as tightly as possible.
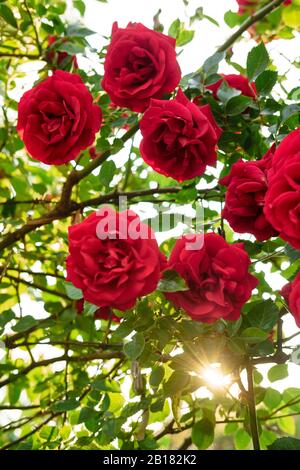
[246,364,261,451]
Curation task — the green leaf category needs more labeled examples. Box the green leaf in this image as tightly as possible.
[192,418,214,450]
[157,269,189,293]
[224,10,247,28]
[50,399,79,412]
[176,29,194,47]
[281,104,300,124]
[282,5,300,28]
[255,70,278,95]
[0,4,17,28]
[291,345,300,365]
[203,51,225,75]
[246,43,269,81]
[216,81,241,104]
[91,378,120,392]
[99,160,116,186]
[247,300,279,331]
[83,301,98,317]
[12,316,38,333]
[268,364,288,382]
[226,96,253,115]
[285,243,300,262]
[240,327,269,344]
[150,366,165,389]
[67,25,96,37]
[123,333,145,361]
[168,19,180,38]
[234,428,251,450]
[268,437,300,450]
[263,388,282,409]
[164,370,190,396]
[64,282,82,300]
[0,309,15,328]
[73,0,85,15]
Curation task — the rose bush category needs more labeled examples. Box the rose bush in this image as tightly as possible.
[1,0,300,453]
[17,70,102,165]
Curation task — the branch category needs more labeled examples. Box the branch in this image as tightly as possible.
[6,339,123,351]
[0,412,59,450]
[5,273,69,300]
[246,364,260,450]
[0,405,40,410]
[0,351,124,388]
[0,52,40,59]
[75,185,182,210]
[23,0,42,56]
[217,0,286,52]
[4,267,65,280]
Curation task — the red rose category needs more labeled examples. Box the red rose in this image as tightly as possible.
[67,208,166,311]
[17,71,102,165]
[264,127,300,249]
[220,146,278,241]
[75,299,121,322]
[281,273,300,328]
[165,233,258,323]
[101,22,181,112]
[139,89,222,182]
[236,0,257,14]
[46,35,78,69]
[207,74,257,100]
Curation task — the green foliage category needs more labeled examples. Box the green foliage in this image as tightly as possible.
[247,43,270,81]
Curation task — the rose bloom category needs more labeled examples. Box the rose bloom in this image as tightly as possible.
[66,208,166,311]
[46,35,78,69]
[17,71,102,165]
[101,22,181,112]
[220,146,278,241]
[75,299,121,322]
[264,127,300,249]
[281,272,300,328]
[139,89,222,182]
[165,233,258,323]
[207,74,257,100]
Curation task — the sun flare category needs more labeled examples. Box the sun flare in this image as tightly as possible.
[201,364,232,389]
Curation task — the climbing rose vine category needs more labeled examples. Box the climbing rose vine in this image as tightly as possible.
[0,0,300,453]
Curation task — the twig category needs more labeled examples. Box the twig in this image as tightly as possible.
[0,351,124,388]
[5,273,69,300]
[217,0,286,52]
[0,412,59,450]
[246,364,260,451]
[23,0,42,56]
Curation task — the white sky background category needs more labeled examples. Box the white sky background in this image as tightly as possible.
[1,0,300,420]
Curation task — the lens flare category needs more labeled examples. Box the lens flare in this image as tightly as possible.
[201,363,231,389]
